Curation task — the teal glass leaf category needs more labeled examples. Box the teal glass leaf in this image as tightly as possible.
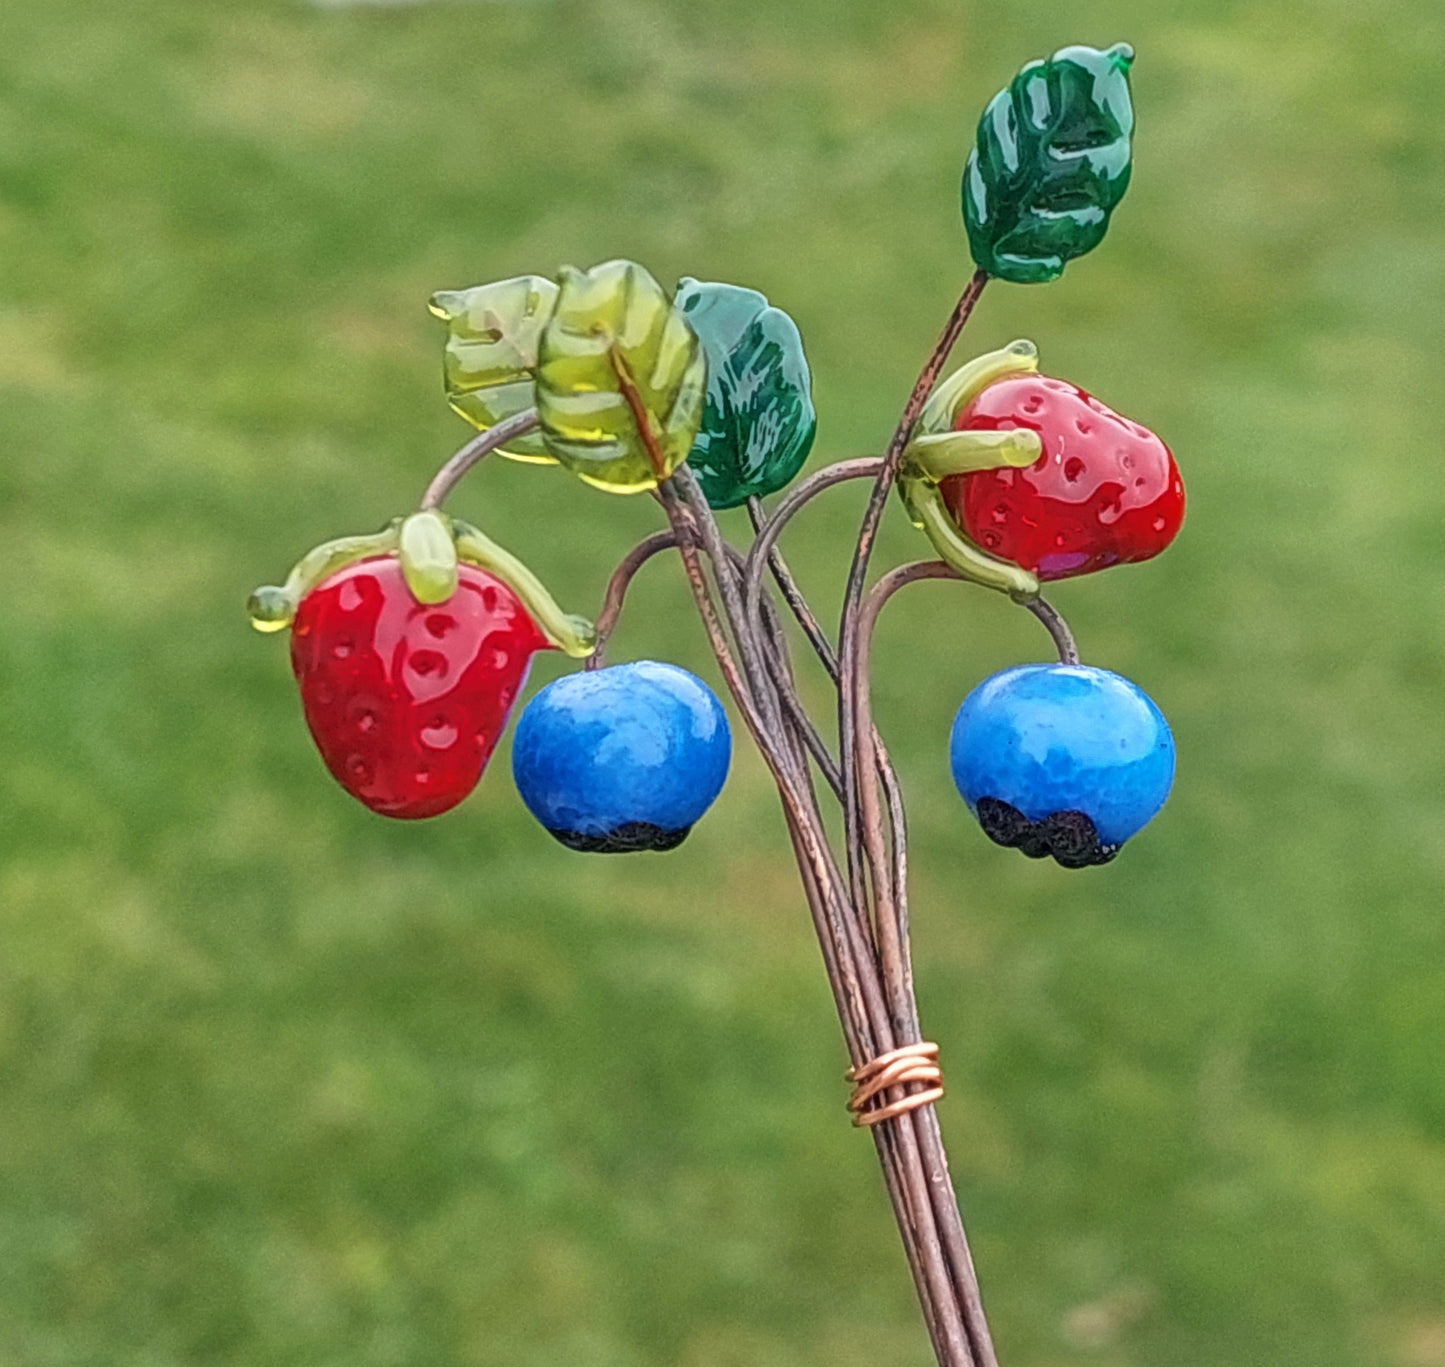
[963,43,1135,285]
[675,278,816,510]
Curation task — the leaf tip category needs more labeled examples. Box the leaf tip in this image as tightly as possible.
[427,290,462,321]
[1107,42,1135,71]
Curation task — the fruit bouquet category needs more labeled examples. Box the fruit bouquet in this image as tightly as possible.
[248,42,1179,1367]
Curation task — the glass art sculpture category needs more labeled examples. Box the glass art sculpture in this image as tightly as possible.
[248,42,1181,1367]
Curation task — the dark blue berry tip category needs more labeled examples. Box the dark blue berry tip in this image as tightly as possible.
[547,822,692,854]
[976,797,1119,869]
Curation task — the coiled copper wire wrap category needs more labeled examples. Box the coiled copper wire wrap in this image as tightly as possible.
[847,1042,944,1127]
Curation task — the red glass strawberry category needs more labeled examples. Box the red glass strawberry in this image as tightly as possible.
[249,512,594,819]
[290,557,550,818]
[898,340,1183,600]
[942,373,1183,582]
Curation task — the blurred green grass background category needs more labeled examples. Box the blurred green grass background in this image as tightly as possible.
[3,0,1445,1363]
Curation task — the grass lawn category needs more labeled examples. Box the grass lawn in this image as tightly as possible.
[2,0,1445,1363]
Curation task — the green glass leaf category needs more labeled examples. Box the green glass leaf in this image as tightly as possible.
[534,260,706,494]
[429,275,559,462]
[963,42,1135,285]
[675,278,816,510]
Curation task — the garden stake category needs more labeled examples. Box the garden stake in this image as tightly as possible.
[248,43,1179,1366]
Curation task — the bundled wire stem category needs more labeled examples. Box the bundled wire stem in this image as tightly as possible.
[622,273,1008,1367]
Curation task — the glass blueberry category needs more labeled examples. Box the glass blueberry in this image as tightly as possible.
[949,664,1174,868]
[512,661,731,853]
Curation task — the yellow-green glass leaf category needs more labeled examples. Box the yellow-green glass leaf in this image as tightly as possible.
[534,260,706,493]
[429,275,559,462]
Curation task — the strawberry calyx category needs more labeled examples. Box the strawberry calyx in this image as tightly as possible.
[398,510,460,605]
[247,512,595,657]
[451,518,595,658]
[898,339,1044,600]
[247,520,403,632]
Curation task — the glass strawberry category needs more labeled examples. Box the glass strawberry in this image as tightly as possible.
[898,341,1183,597]
[289,557,551,819]
[943,373,1184,581]
[249,512,594,819]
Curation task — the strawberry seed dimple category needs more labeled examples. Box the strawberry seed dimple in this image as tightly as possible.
[425,613,456,639]
[356,709,377,733]
[485,647,510,671]
[410,649,447,678]
[346,755,372,784]
[481,587,500,613]
[1063,457,1085,482]
[332,638,354,660]
[420,718,459,750]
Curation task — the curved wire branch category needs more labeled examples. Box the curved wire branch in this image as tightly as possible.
[1024,595,1081,665]
[742,457,886,648]
[586,531,678,671]
[849,557,1011,1367]
[663,478,985,1367]
[746,495,838,672]
[837,273,989,909]
[743,490,920,978]
[839,272,989,631]
[419,409,541,512]
[593,511,845,796]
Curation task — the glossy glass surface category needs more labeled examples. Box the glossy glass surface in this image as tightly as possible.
[675,278,816,508]
[512,661,731,852]
[943,373,1183,581]
[950,664,1174,853]
[963,43,1134,284]
[429,274,559,461]
[535,260,706,493]
[291,557,550,819]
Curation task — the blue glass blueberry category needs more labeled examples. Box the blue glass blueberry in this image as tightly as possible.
[512,661,732,853]
[949,664,1174,868]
